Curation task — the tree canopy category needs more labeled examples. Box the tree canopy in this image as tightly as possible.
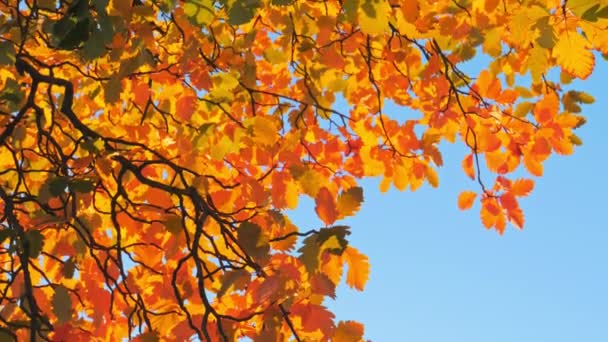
[0,0,605,340]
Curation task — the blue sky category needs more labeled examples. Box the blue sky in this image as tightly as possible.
[289,59,608,341]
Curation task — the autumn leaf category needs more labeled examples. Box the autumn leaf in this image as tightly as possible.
[343,246,370,291]
[336,186,364,218]
[333,320,365,342]
[533,93,559,125]
[458,191,477,210]
[52,286,73,323]
[358,0,390,35]
[289,303,335,336]
[510,179,535,197]
[462,154,475,180]
[553,31,595,79]
[237,222,270,261]
[315,187,339,226]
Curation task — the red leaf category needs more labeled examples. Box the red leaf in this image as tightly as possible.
[290,303,335,337]
[315,187,338,226]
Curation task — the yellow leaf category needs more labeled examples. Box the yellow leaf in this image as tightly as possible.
[209,71,240,101]
[514,101,534,118]
[426,165,439,188]
[359,0,390,35]
[184,0,214,25]
[246,116,279,146]
[552,31,595,79]
[298,169,325,197]
[343,246,370,291]
[527,46,549,84]
[392,163,409,191]
[263,48,288,64]
[285,181,300,209]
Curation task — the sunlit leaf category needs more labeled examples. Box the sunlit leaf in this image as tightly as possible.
[343,246,369,291]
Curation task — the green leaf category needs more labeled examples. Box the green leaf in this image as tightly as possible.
[0,228,13,245]
[298,234,321,275]
[342,0,360,22]
[0,329,14,341]
[49,177,69,196]
[337,187,364,217]
[25,230,44,259]
[271,0,293,5]
[11,125,26,149]
[104,76,122,103]
[37,0,57,10]
[184,0,215,26]
[298,226,351,275]
[83,29,107,60]
[573,91,595,104]
[54,16,91,50]
[316,225,350,254]
[569,134,583,146]
[217,269,250,297]
[164,215,183,235]
[237,222,269,260]
[534,17,557,49]
[597,6,608,19]
[228,0,259,25]
[62,258,76,279]
[0,41,16,65]
[52,285,72,323]
[514,101,534,118]
[93,0,109,12]
[0,78,24,111]
[582,4,601,22]
[69,179,96,193]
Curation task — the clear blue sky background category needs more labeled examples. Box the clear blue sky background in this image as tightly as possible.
[289,58,608,341]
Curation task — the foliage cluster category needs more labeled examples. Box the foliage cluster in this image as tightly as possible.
[0,0,605,340]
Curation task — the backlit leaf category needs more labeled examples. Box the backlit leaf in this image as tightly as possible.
[315,187,339,226]
[458,191,477,210]
[510,179,534,197]
[343,246,370,291]
[333,320,365,342]
[336,187,364,218]
[553,31,595,79]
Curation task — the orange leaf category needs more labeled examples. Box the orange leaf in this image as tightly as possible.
[511,178,534,197]
[315,187,338,226]
[343,246,370,291]
[176,95,197,121]
[499,192,519,211]
[290,303,335,337]
[333,320,365,342]
[462,154,475,180]
[533,93,559,125]
[523,154,544,176]
[458,191,477,210]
